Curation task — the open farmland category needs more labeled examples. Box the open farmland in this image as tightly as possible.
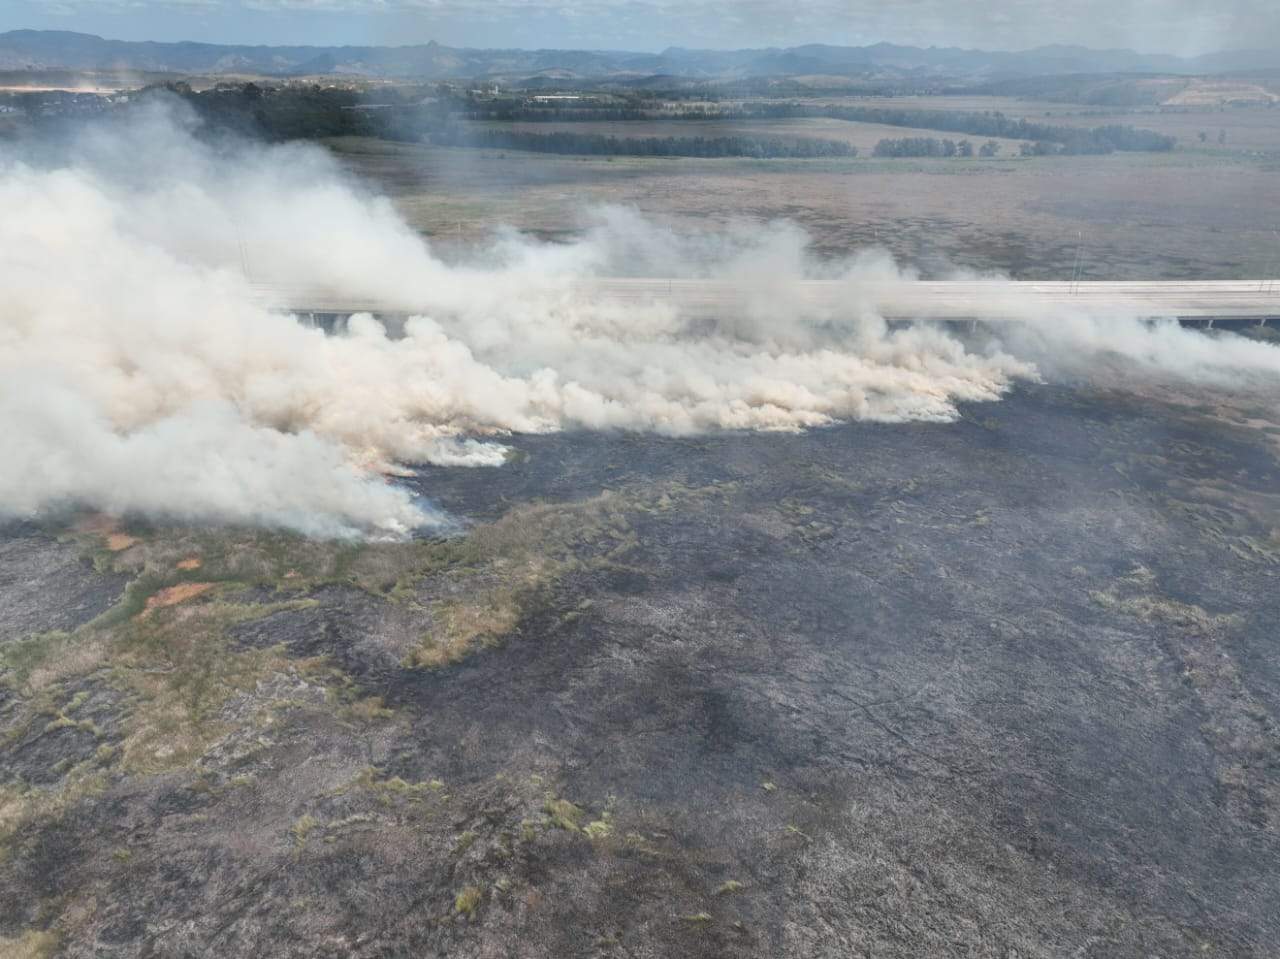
[823,94,1280,154]
[327,136,1280,279]
[1013,107,1280,154]
[1165,78,1279,106]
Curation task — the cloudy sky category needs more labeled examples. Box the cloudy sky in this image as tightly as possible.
[2,0,1276,55]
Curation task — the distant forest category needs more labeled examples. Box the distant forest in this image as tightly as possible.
[433,126,858,158]
[146,85,862,157]
[162,83,378,140]
[749,104,1176,153]
[467,101,1177,154]
[872,138,1002,158]
[16,84,1175,159]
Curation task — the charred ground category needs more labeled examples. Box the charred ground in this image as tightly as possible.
[2,379,1279,957]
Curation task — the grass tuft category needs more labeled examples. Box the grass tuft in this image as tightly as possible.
[291,814,319,847]
[543,798,586,831]
[454,885,484,918]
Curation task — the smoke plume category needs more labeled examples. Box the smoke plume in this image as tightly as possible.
[2,99,1278,537]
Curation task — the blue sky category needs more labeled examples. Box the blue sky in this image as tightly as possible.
[2,1,1275,55]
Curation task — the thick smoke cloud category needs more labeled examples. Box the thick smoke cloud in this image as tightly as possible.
[2,99,1278,537]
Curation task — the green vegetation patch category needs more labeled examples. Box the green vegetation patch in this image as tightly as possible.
[454,885,484,918]
[544,797,587,832]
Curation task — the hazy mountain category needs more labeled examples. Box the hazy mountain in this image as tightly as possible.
[2,29,1278,81]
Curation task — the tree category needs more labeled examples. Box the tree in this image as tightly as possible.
[979,140,1000,157]
[957,139,974,157]
[434,126,857,159]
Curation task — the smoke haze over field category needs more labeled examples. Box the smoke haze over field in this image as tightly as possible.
[4,100,1280,538]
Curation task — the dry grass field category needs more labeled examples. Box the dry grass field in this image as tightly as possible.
[835,94,1280,153]
[986,105,1280,154]
[327,131,1280,280]
[1166,78,1278,106]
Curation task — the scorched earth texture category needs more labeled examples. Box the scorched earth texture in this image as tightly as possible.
[1,381,1278,957]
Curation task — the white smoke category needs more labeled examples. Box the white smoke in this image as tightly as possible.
[2,99,1278,538]
[1,376,433,540]
[998,306,1280,386]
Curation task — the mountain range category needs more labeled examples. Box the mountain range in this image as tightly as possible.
[2,30,1278,81]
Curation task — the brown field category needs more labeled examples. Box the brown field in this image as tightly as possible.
[327,135,1280,280]
[1166,79,1278,107]
[990,104,1280,154]
[831,94,1280,154]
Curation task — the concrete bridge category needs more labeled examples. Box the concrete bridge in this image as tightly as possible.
[256,279,1280,328]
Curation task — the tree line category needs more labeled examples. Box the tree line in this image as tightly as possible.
[155,82,377,140]
[128,83,1174,159]
[680,103,1175,152]
[432,126,858,158]
[464,100,1176,154]
[464,105,651,123]
[872,138,1002,158]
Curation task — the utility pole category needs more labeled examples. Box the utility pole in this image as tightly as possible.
[231,214,253,286]
[1069,231,1085,294]
[1266,230,1280,295]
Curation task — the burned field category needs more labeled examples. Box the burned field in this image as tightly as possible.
[2,381,1279,957]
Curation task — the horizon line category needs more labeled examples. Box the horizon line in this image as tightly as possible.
[0,27,1265,62]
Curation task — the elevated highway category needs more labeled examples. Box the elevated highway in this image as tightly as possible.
[256,279,1280,327]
